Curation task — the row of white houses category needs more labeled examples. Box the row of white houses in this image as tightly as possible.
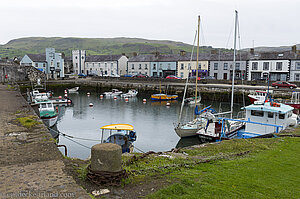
[20,48,300,82]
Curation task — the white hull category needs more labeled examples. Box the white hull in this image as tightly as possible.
[174,127,199,138]
[42,115,58,127]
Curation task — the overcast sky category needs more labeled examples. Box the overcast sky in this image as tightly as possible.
[1,0,299,48]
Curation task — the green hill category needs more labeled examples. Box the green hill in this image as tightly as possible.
[0,37,211,58]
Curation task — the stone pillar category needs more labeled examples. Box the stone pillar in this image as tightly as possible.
[91,143,122,172]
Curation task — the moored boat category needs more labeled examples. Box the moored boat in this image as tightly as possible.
[248,90,268,104]
[103,89,123,97]
[38,100,58,127]
[100,124,137,153]
[121,89,138,98]
[68,87,79,92]
[151,93,178,101]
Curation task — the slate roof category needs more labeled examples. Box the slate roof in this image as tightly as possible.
[27,54,46,62]
[85,55,123,62]
[248,51,298,60]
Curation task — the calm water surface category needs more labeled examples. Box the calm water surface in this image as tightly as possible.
[55,92,242,159]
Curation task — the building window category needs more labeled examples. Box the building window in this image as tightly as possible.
[153,64,156,70]
[75,56,77,59]
[81,56,84,59]
[251,110,264,117]
[276,62,282,71]
[145,64,148,69]
[139,64,142,69]
[132,64,134,69]
[295,74,300,81]
[57,62,60,68]
[76,63,78,67]
[159,64,162,70]
[263,62,269,70]
[181,63,184,70]
[224,63,228,70]
[296,62,300,70]
[252,62,258,70]
[198,63,201,69]
[111,63,113,68]
[188,63,191,70]
[180,72,184,77]
[214,63,218,70]
[43,63,46,67]
[235,63,240,70]
[35,63,38,67]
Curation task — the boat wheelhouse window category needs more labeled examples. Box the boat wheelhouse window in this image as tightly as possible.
[251,110,264,117]
[267,112,274,118]
[47,103,53,108]
[279,114,285,119]
[41,104,47,108]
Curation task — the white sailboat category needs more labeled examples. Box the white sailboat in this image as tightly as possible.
[175,11,244,139]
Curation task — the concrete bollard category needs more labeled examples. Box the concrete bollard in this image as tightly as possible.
[91,143,122,172]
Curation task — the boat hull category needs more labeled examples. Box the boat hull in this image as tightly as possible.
[285,103,300,109]
[174,127,199,138]
[41,115,58,127]
[151,94,178,101]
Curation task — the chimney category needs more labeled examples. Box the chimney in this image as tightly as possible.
[250,48,254,55]
[155,51,160,56]
[180,50,186,56]
[292,45,297,53]
[121,53,125,56]
[133,52,137,56]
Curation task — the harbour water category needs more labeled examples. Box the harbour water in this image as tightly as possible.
[54,91,243,159]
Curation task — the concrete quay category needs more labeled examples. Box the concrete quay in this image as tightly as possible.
[0,84,89,199]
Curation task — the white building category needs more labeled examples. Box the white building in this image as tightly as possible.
[248,52,291,81]
[72,50,128,76]
[72,50,86,75]
[20,48,64,79]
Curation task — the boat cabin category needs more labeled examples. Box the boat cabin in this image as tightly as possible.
[243,102,294,136]
[100,124,137,153]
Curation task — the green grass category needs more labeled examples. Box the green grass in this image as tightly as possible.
[16,116,39,128]
[147,138,300,199]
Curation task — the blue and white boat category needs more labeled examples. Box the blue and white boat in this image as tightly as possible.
[235,101,298,138]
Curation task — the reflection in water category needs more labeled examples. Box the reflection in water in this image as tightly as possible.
[54,91,243,159]
[175,136,207,148]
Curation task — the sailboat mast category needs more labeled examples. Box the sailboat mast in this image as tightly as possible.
[195,15,200,112]
[230,10,238,119]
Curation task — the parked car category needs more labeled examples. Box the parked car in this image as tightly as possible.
[189,76,201,81]
[271,81,297,89]
[88,73,98,77]
[133,74,148,78]
[166,75,181,79]
[122,74,133,77]
[78,73,87,78]
[201,76,216,80]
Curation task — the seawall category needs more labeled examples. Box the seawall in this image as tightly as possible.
[0,84,89,198]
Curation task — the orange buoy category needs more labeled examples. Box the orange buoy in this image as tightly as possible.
[125,98,129,102]
[58,96,62,99]
[100,95,104,99]
[89,103,93,107]
[67,100,71,103]
[166,102,171,106]
[113,96,117,100]
[64,93,68,97]
[143,99,147,102]
[64,90,67,94]
[87,92,90,95]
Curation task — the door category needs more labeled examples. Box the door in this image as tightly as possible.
[223,73,227,80]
